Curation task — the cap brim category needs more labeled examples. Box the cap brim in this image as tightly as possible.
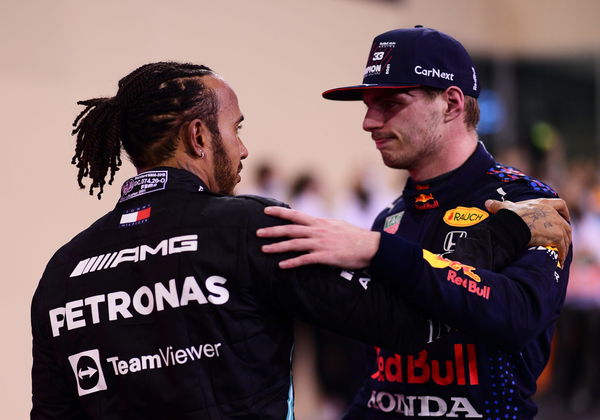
[322,83,422,101]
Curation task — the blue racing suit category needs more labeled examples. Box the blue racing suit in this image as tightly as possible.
[344,142,572,419]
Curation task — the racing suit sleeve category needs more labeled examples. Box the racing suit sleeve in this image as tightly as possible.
[248,209,443,356]
[31,280,86,420]
[451,209,531,271]
[367,220,571,352]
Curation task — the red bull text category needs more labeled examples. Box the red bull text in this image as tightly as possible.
[370,344,479,386]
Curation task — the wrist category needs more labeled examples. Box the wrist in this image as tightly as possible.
[363,231,381,266]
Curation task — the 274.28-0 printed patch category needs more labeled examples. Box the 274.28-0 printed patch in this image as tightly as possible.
[119,170,168,202]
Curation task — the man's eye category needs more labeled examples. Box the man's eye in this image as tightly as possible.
[236,124,243,132]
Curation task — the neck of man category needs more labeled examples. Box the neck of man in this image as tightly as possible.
[408,129,479,183]
[138,149,214,190]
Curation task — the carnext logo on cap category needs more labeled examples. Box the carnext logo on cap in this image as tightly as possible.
[414,66,454,81]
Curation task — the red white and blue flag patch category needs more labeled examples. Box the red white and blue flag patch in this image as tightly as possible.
[120,206,151,227]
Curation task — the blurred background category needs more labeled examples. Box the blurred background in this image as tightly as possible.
[2,0,600,417]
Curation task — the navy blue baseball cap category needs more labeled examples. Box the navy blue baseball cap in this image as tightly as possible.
[322,26,480,100]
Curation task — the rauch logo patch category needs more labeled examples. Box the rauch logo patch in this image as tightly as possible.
[443,206,488,227]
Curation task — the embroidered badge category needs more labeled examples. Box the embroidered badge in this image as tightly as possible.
[120,205,151,227]
[383,211,404,234]
[414,193,439,210]
[443,207,489,227]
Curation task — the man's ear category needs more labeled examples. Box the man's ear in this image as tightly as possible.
[443,86,465,123]
[183,119,207,158]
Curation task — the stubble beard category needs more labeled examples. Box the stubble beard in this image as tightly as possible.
[382,110,443,172]
[211,131,239,195]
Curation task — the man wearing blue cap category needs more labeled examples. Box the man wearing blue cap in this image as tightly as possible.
[258,26,572,419]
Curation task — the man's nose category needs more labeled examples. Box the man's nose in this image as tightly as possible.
[362,108,383,132]
[239,138,249,159]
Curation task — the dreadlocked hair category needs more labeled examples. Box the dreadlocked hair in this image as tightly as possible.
[71,61,217,199]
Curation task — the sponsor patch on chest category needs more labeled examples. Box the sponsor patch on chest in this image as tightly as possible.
[443,207,488,227]
[384,211,404,234]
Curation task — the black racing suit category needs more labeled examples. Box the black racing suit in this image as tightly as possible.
[344,143,572,419]
[31,165,533,419]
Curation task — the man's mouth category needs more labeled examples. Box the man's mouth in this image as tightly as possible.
[236,164,243,182]
[373,136,394,149]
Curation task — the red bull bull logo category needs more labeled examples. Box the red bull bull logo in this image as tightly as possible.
[415,193,435,203]
[370,344,479,386]
[422,249,491,299]
[413,193,439,210]
[422,250,480,282]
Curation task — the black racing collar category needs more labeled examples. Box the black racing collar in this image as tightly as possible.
[118,167,211,203]
[402,142,495,211]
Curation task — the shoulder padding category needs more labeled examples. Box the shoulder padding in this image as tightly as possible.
[237,194,290,209]
[487,163,557,197]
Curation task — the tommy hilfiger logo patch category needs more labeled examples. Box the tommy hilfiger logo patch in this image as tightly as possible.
[120,205,151,227]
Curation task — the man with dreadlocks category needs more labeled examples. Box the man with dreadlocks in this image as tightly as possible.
[31,62,569,419]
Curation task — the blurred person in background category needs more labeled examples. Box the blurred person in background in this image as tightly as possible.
[289,171,330,218]
[247,160,287,201]
[31,61,567,419]
[259,26,573,419]
[549,165,600,417]
[335,169,397,229]
[502,136,600,419]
